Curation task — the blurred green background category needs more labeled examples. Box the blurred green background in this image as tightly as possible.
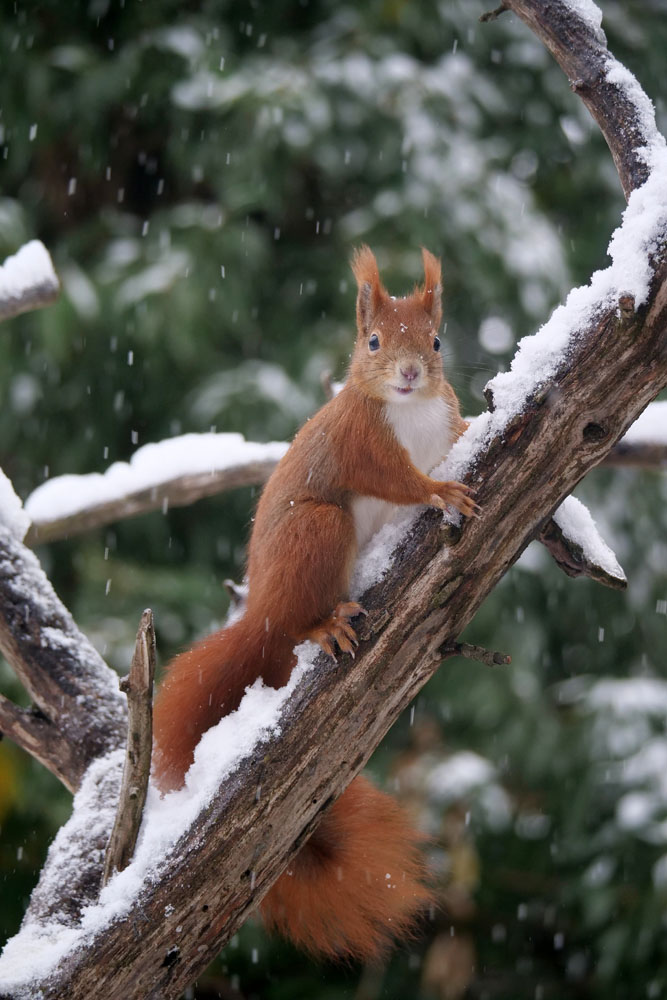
[1,1,667,997]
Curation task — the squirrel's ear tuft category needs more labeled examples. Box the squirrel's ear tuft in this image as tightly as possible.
[351,245,388,335]
[420,248,443,329]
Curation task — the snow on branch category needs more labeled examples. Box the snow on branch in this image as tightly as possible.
[0,469,126,792]
[24,432,288,545]
[540,496,626,590]
[0,241,59,322]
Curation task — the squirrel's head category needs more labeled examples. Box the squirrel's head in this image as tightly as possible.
[348,245,445,403]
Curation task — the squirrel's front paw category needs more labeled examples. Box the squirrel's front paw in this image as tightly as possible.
[305,601,367,658]
[430,481,480,518]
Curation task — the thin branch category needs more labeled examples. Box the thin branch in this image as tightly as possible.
[479,4,508,23]
[0,695,79,793]
[602,440,667,466]
[440,641,511,666]
[102,610,156,886]
[0,241,59,323]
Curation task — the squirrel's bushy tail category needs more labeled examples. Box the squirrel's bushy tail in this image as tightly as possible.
[153,620,432,958]
[262,775,432,961]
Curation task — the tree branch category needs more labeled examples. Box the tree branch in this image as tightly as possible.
[440,641,511,666]
[0,523,127,790]
[503,0,656,200]
[0,695,79,793]
[539,496,627,590]
[102,610,156,886]
[24,437,286,546]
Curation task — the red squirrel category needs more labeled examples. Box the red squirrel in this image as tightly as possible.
[152,246,476,960]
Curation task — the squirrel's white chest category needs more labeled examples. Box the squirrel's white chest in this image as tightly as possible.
[351,394,454,549]
[383,394,454,473]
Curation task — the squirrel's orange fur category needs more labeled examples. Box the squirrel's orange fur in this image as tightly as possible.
[152,246,474,960]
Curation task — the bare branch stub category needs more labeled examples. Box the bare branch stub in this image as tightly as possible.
[539,518,627,591]
[440,641,511,666]
[102,610,156,886]
[479,4,508,24]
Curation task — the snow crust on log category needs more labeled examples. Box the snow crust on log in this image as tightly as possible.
[0,469,30,542]
[0,642,321,994]
[552,496,626,583]
[0,240,59,315]
[25,432,289,522]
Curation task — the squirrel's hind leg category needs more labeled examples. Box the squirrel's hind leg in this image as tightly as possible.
[248,500,359,671]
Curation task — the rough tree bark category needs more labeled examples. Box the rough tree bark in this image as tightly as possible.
[0,2,666,997]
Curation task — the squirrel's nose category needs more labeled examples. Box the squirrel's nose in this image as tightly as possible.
[400,365,420,382]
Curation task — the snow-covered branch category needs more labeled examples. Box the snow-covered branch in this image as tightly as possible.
[24,433,288,545]
[540,496,626,590]
[499,0,658,200]
[0,474,126,792]
[1,2,667,997]
[0,241,59,322]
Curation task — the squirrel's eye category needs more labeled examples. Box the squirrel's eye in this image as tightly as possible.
[368,334,380,352]
[433,336,441,352]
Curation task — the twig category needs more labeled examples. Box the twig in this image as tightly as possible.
[0,695,80,793]
[102,610,156,886]
[603,440,667,467]
[480,4,508,23]
[440,641,511,666]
